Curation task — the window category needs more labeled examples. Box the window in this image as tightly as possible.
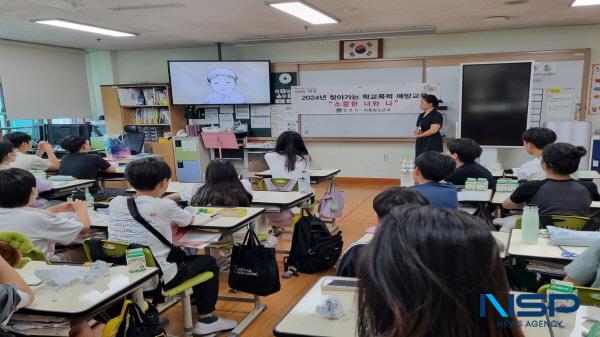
[0,82,82,142]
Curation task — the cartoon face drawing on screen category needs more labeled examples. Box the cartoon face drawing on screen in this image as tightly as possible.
[204,67,247,104]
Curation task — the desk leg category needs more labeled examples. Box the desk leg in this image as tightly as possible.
[132,287,145,309]
[217,295,266,337]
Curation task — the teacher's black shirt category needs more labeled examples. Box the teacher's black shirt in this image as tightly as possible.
[415,109,444,157]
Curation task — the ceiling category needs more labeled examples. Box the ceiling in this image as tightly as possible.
[0,0,599,50]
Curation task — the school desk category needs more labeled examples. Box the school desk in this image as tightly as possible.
[457,189,493,202]
[352,231,509,258]
[16,261,158,323]
[274,277,552,337]
[89,207,265,232]
[550,305,599,337]
[251,190,314,212]
[492,191,512,204]
[255,169,341,184]
[506,229,588,262]
[42,179,96,199]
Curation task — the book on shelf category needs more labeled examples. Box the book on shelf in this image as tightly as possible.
[142,88,156,105]
[117,88,145,106]
[133,107,171,124]
[155,89,168,105]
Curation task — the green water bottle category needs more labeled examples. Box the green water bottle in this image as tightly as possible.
[521,205,539,245]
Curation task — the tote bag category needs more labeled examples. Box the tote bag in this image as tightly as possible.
[228,229,280,296]
[319,181,346,219]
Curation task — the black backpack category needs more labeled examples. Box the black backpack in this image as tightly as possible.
[285,209,343,273]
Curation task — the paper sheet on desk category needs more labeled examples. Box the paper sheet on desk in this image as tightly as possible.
[173,228,220,247]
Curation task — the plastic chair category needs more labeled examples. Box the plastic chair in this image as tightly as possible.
[538,284,600,306]
[515,215,590,230]
[83,239,214,337]
[256,178,299,192]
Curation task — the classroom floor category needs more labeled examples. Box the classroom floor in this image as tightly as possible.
[91,180,395,337]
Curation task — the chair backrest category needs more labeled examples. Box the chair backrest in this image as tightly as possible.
[515,215,589,231]
[257,178,299,192]
[82,239,156,268]
[538,284,600,306]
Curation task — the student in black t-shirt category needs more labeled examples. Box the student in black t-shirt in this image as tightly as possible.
[445,138,496,190]
[59,135,116,195]
[502,143,600,217]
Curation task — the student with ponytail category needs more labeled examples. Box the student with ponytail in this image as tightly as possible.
[503,143,600,216]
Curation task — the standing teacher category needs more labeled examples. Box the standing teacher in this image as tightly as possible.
[415,94,443,157]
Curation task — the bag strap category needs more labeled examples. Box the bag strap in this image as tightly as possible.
[241,227,261,248]
[115,302,133,337]
[127,197,178,252]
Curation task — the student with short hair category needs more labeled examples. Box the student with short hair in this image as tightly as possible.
[108,158,237,335]
[411,151,458,209]
[0,141,52,194]
[166,159,253,205]
[3,132,59,171]
[503,143,599,217]
[357,206,524,337]
[564,238,600,288]
[337,187,429,277]
[264,131,312,193]
[518,127,557,181]
[0,168,90,259]
[59,135,117,197]
[445,138,496,190]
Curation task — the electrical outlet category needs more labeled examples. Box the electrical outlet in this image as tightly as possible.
[383,153,389,161]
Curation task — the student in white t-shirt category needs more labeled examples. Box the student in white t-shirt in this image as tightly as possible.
[3,132,59,171]
[0,168,90,259]
[264,131,312,193]
[108,158,237,335]
[518,127,556,181]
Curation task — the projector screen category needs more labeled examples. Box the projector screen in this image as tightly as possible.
[459,61,533,147]
[168,61,271,105]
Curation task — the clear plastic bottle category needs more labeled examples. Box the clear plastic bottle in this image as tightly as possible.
[84,188,94,213]
[521,205,540,245]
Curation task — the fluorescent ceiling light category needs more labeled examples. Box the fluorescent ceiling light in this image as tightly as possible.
[34,19,136,37]
[571,0,600,6]
[236,27,436,45]
[267,1,338,24]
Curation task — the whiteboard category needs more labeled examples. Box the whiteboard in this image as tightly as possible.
[300,67,421,85]
[300,114,418,138]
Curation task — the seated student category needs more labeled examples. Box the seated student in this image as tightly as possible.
[518,127,557,181]
[58,135,116,197]
[411,151,458,209]
[108,158,237,335]
[445,138,496,190]
[502,143,600,217]
[0,169,90,259]
[264,131,312,193]
[337,187,429,277]
[0,141,52,193]
[564,238,600,288]
[0,255,34,325]
[3,132,58,171]
[167,159,253,205]
[357,206,524,337]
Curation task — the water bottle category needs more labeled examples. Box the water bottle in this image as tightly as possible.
[521,205,540,245]
[84,188,95,213]
[299,173,310,193]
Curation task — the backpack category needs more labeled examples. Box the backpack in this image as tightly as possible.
[285,209,343,273]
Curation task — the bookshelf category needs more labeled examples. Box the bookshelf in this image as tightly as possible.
[101,83,186,179]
